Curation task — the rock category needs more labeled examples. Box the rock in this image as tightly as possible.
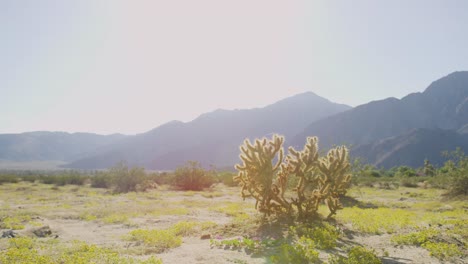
[1,230,16,238]
[200,234,211,240]
[32,226,52,237]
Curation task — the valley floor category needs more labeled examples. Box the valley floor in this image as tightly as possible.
[0,182,466,263]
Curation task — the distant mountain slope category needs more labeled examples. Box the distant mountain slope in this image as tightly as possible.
[352,128,468,168]
[65,92,351,169]
[292,71,468,149]
[0,132,127,162]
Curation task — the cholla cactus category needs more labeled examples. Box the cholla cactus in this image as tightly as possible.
[234,135,291,215]
[234,134,351,220]
[317,146,352,218]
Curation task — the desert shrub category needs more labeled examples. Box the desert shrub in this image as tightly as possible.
[292,222,340,250]
[152,172,174,185]
[432,148,468,196]
[217,171,238,187]
[391,228,439,245]
[329,246,381,264]
[91,162,156,193]
[90,172,113,188]
[446,155,468,196]
[0,174,19,184]
[111,162,146,193]
[423,159,436,176]
[391,227,464,260]
[395,166,417,178]
[20,174,41,183]
[59,241,124,264]
[268,238,319,264]
[399,177,419,188]
[39,172,88,186]
[234,135,351,220]
[170,221,199,236]
[0,237,52,264]
[0,214,32,230]
[127,229,182,253]
[172,161,216,191]
[0,237,162,264]
[422,241,462,260]
[337,207,415,234]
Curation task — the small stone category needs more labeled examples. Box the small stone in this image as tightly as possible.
[437,205,453,212]
[32,226,52,237]
[1,230,16,238]
[200,234,211,240]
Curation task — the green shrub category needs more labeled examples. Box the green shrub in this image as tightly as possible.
[111,162,146,193]
[151,172,174,185]
[269,238,319,264]
[0,237,163,264]
[399,177,419,188]
[173,161,216,191]
[217,171,238,187]
[292,222,340,250]
[391,228,439,245]
[329,246,381,264]
[439,148,468,196]
[0,174,20,184]
[422,241,462,260]
[40,172,88,186]
[127,229,182,253]
[337,207,415,234]
[91,162,156,193]
[20,174,40,183]
[90,172,113,188]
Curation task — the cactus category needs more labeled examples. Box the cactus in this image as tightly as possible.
[234,135,291,215]
[234,134,351,220]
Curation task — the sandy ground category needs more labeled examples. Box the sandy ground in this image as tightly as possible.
[1,183,466,263]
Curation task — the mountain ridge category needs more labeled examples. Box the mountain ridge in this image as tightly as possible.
[1,72,467,170]
[292,71,468,149]
[64,92,352,169]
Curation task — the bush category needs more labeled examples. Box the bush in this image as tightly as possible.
[40,172,88,186]
[89,162,157,193]
[0,174,19,184]
[172,161,216,191]
[269,239,319,264]
[438,148,468,196]
[127,229,182,253]
[90,172,113,188]
[110,162,155,193]
[217,171,238,187]
[395,166,417,178]
[330,246,382,264]
[152,172,174,185]
[21,174,41,183]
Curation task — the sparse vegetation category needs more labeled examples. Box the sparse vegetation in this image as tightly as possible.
[0,153,466,263]
[172,161,216,191]
[329,246,381,264]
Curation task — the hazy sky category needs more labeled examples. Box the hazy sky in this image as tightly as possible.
[2,0,468,134]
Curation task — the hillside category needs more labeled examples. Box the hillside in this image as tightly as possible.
[65,92,351,169]
[352,128,468,168]
[292,72,468,151]
[0,132,126,162]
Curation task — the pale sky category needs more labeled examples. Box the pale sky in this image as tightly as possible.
[1,0,468,135]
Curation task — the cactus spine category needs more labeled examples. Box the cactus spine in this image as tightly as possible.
[234,135,351,220]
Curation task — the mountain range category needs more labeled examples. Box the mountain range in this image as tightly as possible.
[64,92,351,169]
[1,71,467,170]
